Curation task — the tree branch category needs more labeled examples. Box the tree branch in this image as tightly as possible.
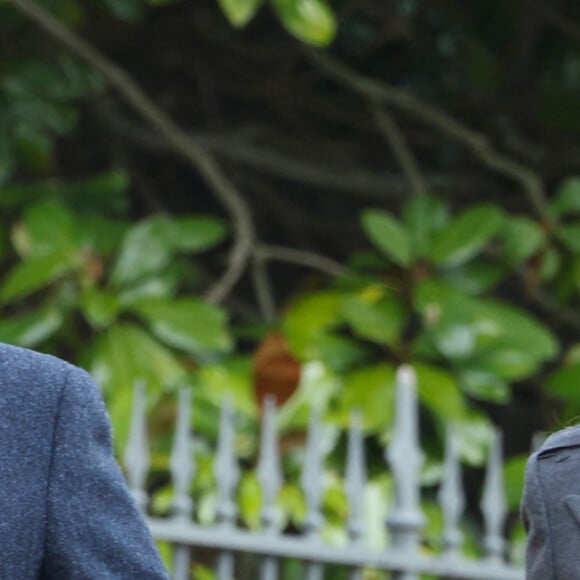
[370,101,428,195]
[251,254,277,325]
[255,245,347,277]
[7,0,254,305]
[94,99,497,200]
[308,50,552,220]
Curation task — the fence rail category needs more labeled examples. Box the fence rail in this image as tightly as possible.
[123,366,525,580]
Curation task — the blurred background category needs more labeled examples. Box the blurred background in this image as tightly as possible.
[1,0,580,572]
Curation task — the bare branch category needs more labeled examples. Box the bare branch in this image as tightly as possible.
[94,100,497,200]
[7,0,254,305]
[308,50,552,220]
[255,245,347,278]
[251,255,277,325]
[370,101,428,195]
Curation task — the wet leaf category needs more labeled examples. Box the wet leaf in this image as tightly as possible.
[282,290,341,358]
[0,307,63,347]
[502,217,545,264]
[131,297,232,358]
[552,177,580,216]
[272,0,337,46]
[0,251,74,303]
[341,292,406,346]
[218,0,264,26]
[403,193,449,258]
[361,209,412,266]
[431,205,504,266]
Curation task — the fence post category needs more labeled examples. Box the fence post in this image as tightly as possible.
[170,388,195,580]
[214,398,240,580]
[386,366,425,580]
[124,379,150,512]
[439,425,465,558]
[345,410,366,580]
[301,409,324,580]
[257,396,282,580]
[481,429,508,565]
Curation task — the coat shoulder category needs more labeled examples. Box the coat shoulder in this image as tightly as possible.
[0,342,80,404]
[538,425,580,454]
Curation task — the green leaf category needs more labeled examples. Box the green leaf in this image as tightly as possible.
[272,0,337,46]
[442,259,505,295]
[0,251,74,303]
[0,134,14,186]
[111,216,173,286]
[431,205,504,266]
[57,55,104,97]
[502,217,545,264]
[474,348,539,380]
[0,307,63,347]
[277,361,340,431]
[361,210,412,266]
[170,215,228,253]
[504,454,528,510]
[80,287,121,329]
[336,364,396,432]
[566,343,580,365]
[218,0,264,26]
[557,222,580,253]
[89,323,186,449]
[19,200,79,257]
[119,276,178,305]
[414,364,465,421]
[101,0,144,21]
[415,280,558,363]
[64,170,130,214]
[131,298,232,358]
[432,323,476,360]
[239,473,262,529]
[403,194,448,258]
[459,368,509,402]
[546,363,580,401]
[552,177,580,216]
[313,334,370,372]
[14,123,54,171]
[341,292,406,346]
[454,411,494,466]
[197,357,256,418]
[539,248,561,281]
[0,182,55,209]
[77,214,129,256]
[282,291,341,359]
[484,301,559,362]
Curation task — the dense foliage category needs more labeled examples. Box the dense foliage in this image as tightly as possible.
[2,0,580,571]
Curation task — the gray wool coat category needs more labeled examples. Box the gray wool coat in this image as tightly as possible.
[0,342,169,579]
[522,425,580,579]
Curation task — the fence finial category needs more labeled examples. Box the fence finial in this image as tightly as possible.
[170,387,195,520]
[214,397,239,580]
[439,425,465,557]
[257,395,283,531]
[124,379,150,512]
[386,365,424,580]
[170,387,195,579]
[481,428,507,564]
[215,396,239,525]
[257,396,283,580]
[345,409,366,545]
[301,408,324,537]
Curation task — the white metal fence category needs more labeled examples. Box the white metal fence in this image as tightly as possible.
[123,366,525,580]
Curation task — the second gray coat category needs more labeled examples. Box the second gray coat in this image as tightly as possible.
[522,425,580,579]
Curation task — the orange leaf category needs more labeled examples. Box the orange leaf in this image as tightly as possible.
[253,331,301,411]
